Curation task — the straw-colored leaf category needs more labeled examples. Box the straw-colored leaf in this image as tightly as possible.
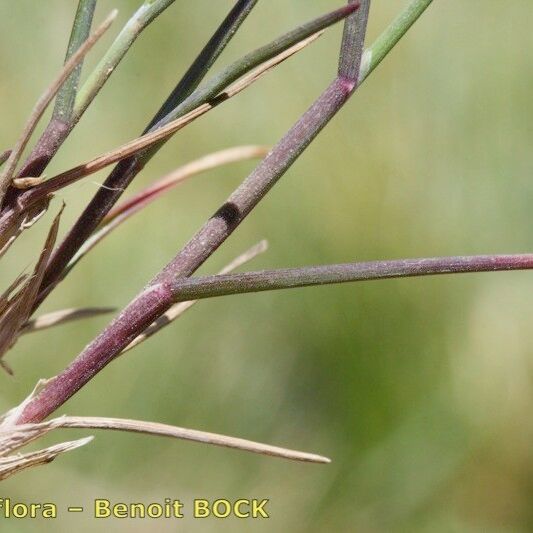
[0,209,62,366]
[0,274,28,316]
[58,416,330,464]
[0,415,329,467]
[21,307,115,335]
[0,203,49,259]
[0,419,59,457]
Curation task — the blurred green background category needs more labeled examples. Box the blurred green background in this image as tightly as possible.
[0,1,532,531]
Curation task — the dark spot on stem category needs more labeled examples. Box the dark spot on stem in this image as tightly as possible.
[213,202,240,228]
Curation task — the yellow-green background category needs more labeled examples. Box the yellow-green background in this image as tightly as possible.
[0,1,532,531]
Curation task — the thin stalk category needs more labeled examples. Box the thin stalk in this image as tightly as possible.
[53,0,97,122]
[73,0,178,120]
[359,0,434,81]
[146,0,259,131]
[169,255,533,301]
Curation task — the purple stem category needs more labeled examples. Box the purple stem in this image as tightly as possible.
[170,254,533,300]
[19,283,174,423]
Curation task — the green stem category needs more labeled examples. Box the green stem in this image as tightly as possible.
[53,0,97,121]
[360,0,434,81]
[73,0,177,121]
[146,0,259,131]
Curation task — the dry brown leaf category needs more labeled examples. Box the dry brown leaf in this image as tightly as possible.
[55,416,330,464]
[0,202,49,259]
[0,274,28,316]
[0,370,328,481]
[0,208,62,366]
[0,415,329,467]
[0,419,58,457]
[0,437,93,481]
